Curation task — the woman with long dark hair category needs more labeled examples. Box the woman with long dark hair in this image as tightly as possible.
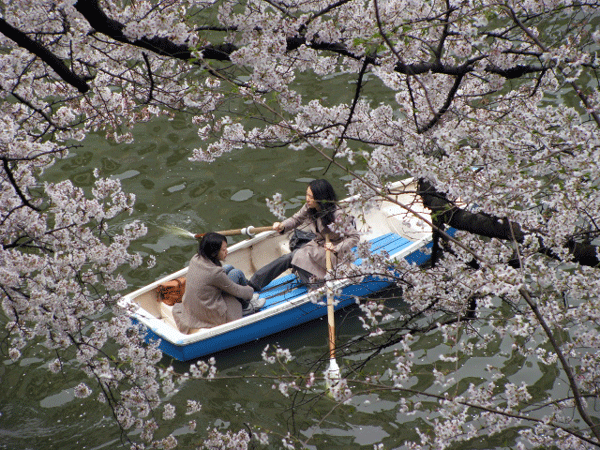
[173,232,264,333]
[249,179,360,291]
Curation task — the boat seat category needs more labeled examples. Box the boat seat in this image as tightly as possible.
[381,201,431,240]
[159,302,179,329]
[380,201,409,235]
[159,301,203,335]
[353,232,415,266]
[260,273,307,306]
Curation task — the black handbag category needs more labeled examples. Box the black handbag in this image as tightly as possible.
[289,229,316,251]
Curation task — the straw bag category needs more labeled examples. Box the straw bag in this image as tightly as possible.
[157,277,186,306]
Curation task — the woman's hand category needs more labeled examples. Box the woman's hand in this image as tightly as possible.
[324,241,335,251]
[273,222,284,232]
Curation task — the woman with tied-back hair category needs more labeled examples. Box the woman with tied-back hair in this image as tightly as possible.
[249,179,360,291]
[173,232,264,333]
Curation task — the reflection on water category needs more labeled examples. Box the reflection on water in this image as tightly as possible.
[40,390,75,409]
[114,169,140,180]
[231,189,254,202]
[167,183,186,193]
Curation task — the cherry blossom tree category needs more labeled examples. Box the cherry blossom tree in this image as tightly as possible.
[1,0,599,448]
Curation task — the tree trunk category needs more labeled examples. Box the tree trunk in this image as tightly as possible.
[418,179,599,268]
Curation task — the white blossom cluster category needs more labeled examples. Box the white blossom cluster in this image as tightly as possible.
[262,344,295,365]
[265,192,287,220]
[201,428,251,449]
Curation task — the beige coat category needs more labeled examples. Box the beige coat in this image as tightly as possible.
[282,204,360,278]
[172,254,254,333]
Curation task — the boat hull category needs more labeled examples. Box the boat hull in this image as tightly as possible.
[130,237,442,361]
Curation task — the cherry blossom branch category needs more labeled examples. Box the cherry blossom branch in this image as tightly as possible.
[519,287,600,441]
[372,0,439,118]
[1,158,40,212]
[394,59,546,78]
[308,0,355,23]
[279,348,599,449]
[73,0,241,87]
[418,179,600,268]
[418,72,464,133]
[371,0,470,130]
[335,290,480,372]
[74,0,191,60]
[325,56,371,173]
[505,4,600,127]
[368,383,599,446]
[10,92,72,135]
[0,18,90,93]
[76,0,550,89]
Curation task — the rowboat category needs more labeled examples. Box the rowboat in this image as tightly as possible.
[120,178,456,361]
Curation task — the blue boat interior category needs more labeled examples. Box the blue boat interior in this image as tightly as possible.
[257,232,415,309]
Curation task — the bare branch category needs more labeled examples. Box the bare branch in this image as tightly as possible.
[1,158,40,213]
[519,287,600,441]
[142,52,154,104]
[325,56,371,173]
[0,18,90,93]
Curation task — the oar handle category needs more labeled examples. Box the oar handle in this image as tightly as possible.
[325,235,335,360]
[325,235,333,271]
[194,225,273,239]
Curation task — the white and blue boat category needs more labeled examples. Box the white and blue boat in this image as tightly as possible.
[120,179,456,361]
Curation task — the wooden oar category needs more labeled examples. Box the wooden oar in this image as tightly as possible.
[194,225,273,239]
[325,235,340,388]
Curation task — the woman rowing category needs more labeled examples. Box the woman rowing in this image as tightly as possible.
[249,179,360,291]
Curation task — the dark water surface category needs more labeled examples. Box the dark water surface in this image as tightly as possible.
[1,110,543,450]
[2,115,404,450]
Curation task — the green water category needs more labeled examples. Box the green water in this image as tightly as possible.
[2,114,394,450]
[0,102,554,450]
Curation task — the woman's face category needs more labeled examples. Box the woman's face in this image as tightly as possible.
[306,187,319,210]
[217,240,228,261]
